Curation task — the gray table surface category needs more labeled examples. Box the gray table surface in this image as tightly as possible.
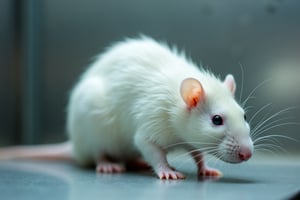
[0,154,299,200]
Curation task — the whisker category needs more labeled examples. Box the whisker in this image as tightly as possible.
[254,147,277,155]
[206,135,223,143]
[252,115,294,137]
[250,107,296,137]
[168,147,218,163]
[189,132,223,143]
[244,105,255,113]
[163,141,219,149]
[249,103,272,126]
[238,62,245,104]
[207,152,222,166]
[242,79,272,107]
[254,143,288,154]
[194,151,220,169]
[171,148,220,172]
[254,134,298,144]
[209,152,226,169]
[243,96,256,106]
[252,122,299,139]
[254,135,283,146]
[252,116,293,136]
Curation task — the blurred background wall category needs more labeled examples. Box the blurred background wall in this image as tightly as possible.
[0,0,299,153]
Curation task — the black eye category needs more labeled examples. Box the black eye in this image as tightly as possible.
[212,115,223,126]
[244,114,247,121]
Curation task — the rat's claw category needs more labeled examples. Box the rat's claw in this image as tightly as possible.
[157,168,185,180]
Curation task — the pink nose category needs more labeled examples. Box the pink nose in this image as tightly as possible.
[238,149,252,161]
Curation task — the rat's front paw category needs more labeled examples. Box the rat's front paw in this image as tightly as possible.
[198,167,222,177]
[156,166,185,180]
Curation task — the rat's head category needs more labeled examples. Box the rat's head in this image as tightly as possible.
[179,74,253,163]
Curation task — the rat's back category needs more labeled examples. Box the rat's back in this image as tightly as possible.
[67,37,197,165]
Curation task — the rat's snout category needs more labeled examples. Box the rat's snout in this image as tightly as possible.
[238,146,252,161]
[218,133,254,163]
[237,136,254,162]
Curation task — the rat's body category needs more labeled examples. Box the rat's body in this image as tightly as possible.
[0,37,253,179]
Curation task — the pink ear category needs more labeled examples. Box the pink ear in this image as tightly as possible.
[180,78,205,109]
[223,74,236,95]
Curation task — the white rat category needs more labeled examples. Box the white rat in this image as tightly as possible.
[0,37,253,180]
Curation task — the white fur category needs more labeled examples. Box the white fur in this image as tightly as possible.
[66,37,253,177]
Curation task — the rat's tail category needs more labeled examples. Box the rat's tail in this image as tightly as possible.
[0,142,73,161]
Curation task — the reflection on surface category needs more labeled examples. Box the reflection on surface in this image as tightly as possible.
[0,159,300,200]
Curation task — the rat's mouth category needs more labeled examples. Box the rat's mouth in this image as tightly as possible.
[217,153,243,163]
[217,144,253,163]
[219,156,246,164]
[217,135,253,163]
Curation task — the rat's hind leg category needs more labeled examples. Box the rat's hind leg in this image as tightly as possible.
[96,162,125,173]
[190,150,222,177]
[96,155,126,173]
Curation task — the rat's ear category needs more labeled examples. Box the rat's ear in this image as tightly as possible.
[223,74,236,95]
[180,78,205,109]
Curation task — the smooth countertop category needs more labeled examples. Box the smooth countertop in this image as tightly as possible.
[0,155,299,200]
